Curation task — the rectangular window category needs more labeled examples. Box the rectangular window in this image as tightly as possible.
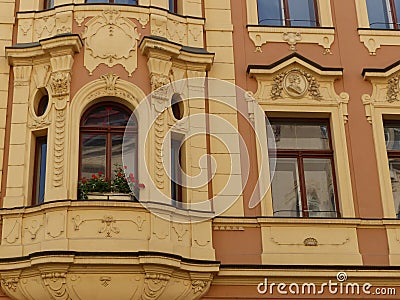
[257,0,319,27]
[171,135,183,206]
[169,0,177,13]
[366,0,400,29]
[384,122,400,218]
[33,136,47,205]
[269,120,339,218]
[44,0,54,9]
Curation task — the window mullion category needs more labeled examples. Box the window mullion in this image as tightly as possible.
[390,0,399,28]
[298,153,309,217]
[313,0,320,27]
[283,0,290,26]
[106,131,112,182]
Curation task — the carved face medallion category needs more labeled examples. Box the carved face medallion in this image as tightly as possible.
[283,70,308,98]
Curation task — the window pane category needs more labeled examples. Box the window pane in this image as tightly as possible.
[366,0,392,29]
[271,121,330,150]
[389,158,400,218]
[34,137,47,204]
[258,0,283,26]
[83,105,131,127]
[395,0,400,26]
[288,0,317,27]
[272,158,302,217]
[385,124,400,150]
[303,158,337,218]
[171,138,183,204]
[122,127,138,177]
[45,0,54,8]
[81,134,106,179]
[111,134,124,179]
[169,0,176,12]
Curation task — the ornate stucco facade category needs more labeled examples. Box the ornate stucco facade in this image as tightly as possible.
[0,0,400,299]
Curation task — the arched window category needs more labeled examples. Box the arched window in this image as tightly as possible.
[79,102,137,184]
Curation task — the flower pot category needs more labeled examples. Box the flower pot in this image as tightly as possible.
[86,192,133,201]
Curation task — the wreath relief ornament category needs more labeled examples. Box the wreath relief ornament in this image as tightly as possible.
[272,69,322,100]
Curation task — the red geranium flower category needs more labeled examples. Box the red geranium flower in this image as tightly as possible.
[129,173,135,183]
[92,174,97,179]
[98,171,103,175]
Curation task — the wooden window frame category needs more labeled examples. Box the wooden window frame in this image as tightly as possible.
[366,0,400,29]
[44,0,54,9]
[171,136,183,205]
[32,136,48,205]
[79,102,137,183]
[257,0,320,27]
[269,118,340,218]
[383,120,400,218]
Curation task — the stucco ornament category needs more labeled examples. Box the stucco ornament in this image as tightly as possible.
[387,75,400,102]
[283,70,309,97]
[82,9,141,76]
[271,68,321,100]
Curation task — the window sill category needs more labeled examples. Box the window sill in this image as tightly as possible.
[358,28,400,55]
[247,25,335,54]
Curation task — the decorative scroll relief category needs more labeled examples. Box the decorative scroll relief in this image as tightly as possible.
[17,11,73,43]
[28,113,52,129]
[362,71,400,124]
[83,9,141,76]
[150,14,203,48]
[271,68,322,100]
[142,273,170,300]
[192,280,210,294]
[1,277,19,293]
[50,72,70,188]
[4,219,20,244]
[13,66,32,86]
[248,26,334,54]
[42,272,70,300]
[270,233,350,246]
[282,32,302,51]
[358,29,400,55]
[150,73,172,190]
[387,75,400,102]
[71,214,146,236]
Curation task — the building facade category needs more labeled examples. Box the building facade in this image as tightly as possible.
[0,0,400,299]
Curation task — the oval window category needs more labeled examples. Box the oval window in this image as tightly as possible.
[171,93,184,120]
[35,95,49,117]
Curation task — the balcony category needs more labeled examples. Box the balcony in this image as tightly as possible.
[0,199,218,300]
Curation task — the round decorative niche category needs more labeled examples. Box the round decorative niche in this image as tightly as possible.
[171,93,184,120]
[34,89,49,117]
[283,70,309,98]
